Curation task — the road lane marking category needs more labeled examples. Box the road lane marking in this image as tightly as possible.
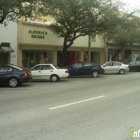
[49,95,105,110]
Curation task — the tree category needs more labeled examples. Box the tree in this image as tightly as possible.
[104,13,140,61]
[0,0,44,26]
[41,0,125,67]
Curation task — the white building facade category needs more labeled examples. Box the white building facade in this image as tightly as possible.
[0,21,108,68]
[0,22,18,64]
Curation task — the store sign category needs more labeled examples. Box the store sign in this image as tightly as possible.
[28,30,48,39]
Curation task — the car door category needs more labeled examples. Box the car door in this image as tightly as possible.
[135,61,140,71]
[41,65,54,79]
[31,65,43,79]
[83,62,93,75]
[0,65,8,85]
[72,62,83,75]
[112,62,121,73]
[129,61,136,71]
[103,62,113,73]
[69,63,82,76]
[137,61,140,71]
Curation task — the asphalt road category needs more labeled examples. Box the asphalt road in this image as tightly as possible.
[0,72,140,140]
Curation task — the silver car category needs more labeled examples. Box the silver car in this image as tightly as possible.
[102,61,130,74]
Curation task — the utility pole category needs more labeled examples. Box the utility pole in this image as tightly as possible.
[88,34,91,61]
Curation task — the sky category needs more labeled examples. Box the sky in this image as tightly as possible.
[120,0,140,11]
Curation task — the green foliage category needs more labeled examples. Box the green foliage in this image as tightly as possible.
[104,13,140,59]
[40,0,126,66]
[1,0,139,66]
[0,0,43,26]
[48,0,120,34]
[44,0,122,50]
[0,0,19,25]
[105,14,140,47]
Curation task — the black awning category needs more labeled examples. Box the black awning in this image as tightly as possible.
[0,46,14,53]
[0,42,14,53]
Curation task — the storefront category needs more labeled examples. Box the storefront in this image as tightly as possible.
[22,50,54,68]
[108,48,124,62]
[17,21,105,68]
[107,43,140,63]
[125,49,140,63]
[2,21,140,66]
[0,42,14,64]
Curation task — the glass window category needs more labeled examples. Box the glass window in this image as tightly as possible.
[118,62,122,66]
[83,62,92,67]
[42,65,54,70]
[129,61,136,66]
[31,65,43,71]
[113,62,117,66]
[104,62,112,67]
[13,68,21,72]
[113,62,122,66]
[138,61,140,65]
[0,66,8,72]
[22,50,54,69]
[7,67,13,72]
[136,61,140,65]
[53,65,60,69]
[72,63,82,68]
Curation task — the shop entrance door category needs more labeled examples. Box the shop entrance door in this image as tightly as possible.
[0,53,8,64]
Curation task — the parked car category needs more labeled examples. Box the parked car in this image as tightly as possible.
[0,64,32,87]
[102,61,130,74]
[129,61,140,72]
[65,61,104,77]
[31,64,69,82]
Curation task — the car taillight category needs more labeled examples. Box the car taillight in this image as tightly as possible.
[128,65,130,69]
[24,71,29,76]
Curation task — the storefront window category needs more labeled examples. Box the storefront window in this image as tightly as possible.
[22,50,53,68]
[65,51,79,66]
[108,49,118,62]
[124,50,132,63]
[132,50,140,61]
[84,52,99,63]
[83,52,88,61]
[124,50,140,63]
[57,51,80,66]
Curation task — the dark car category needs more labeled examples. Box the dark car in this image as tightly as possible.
[65,61,104,77]
[129,61,140,72]
[0,64,32,87]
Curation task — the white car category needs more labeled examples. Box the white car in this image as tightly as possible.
[102,61,130,74]
[31,64,69,82]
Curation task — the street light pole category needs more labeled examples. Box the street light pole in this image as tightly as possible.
[88,34,91,62]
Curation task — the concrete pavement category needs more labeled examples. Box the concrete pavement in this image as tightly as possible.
[0,72,140,140]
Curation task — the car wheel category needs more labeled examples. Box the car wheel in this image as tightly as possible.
[119,69,125,74]
[9,78,19,87]
[50,75,59,82]
[92,71,99,78]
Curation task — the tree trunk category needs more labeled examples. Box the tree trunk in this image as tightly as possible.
[112,46,125,61]
[58,37,73,67]
[58,48,67,68]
